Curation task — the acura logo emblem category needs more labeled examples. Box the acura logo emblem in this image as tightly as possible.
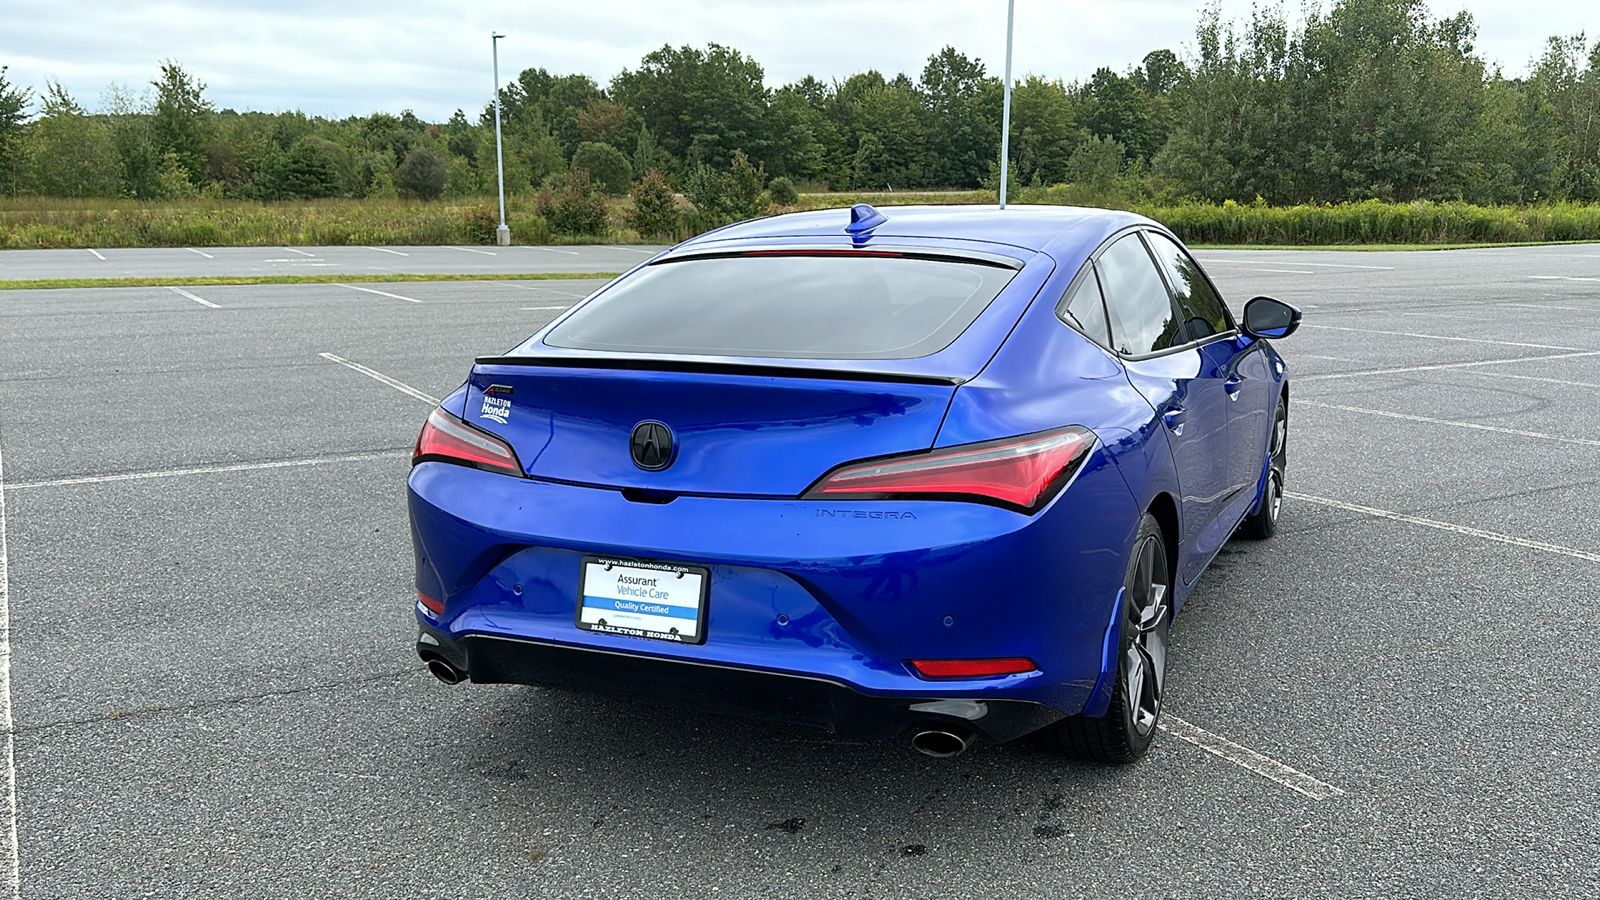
[630,421,675,470]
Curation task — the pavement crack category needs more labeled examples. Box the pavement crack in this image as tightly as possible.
[10,668,421,735]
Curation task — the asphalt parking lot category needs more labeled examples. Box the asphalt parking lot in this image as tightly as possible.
[1,242,1598,898]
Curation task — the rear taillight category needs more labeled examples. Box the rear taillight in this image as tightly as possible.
[803,426,1093,513]
[413,408,523,476]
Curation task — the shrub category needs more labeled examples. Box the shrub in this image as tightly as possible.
[767,175,799,207]
[722,150,767,219]
[536,168,609,235]
[396,146,448,201]
[571,141,633,196]
[509,214,552,245]
[682,165,723,216]
[627,169,682,240]
[462,205,498,244]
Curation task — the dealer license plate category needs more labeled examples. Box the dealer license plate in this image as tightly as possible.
[576,557,709,644]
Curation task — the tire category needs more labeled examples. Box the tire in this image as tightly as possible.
[1042,513,1171,764]
[1238,399,1287,540]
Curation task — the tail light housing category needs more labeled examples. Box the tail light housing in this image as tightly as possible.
[413,408,523,476]
[803,426,1094,513]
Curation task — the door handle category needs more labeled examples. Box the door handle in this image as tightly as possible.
[1162,406,1188,434]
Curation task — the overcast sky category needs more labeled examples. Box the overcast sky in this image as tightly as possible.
[4,1,1598,120]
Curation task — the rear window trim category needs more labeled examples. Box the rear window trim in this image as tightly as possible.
[654,244,1025,271]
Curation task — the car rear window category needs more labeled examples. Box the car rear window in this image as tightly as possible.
[542,253,1018,360]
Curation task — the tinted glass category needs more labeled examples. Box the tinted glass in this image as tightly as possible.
[1147,232,1232,342]
[543,254,1016,360]
[1057,266,1111,347]
[1096,234,1179,356]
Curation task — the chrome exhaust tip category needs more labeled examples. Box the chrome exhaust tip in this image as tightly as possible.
[910,725,976,758]
[426,658,466,685]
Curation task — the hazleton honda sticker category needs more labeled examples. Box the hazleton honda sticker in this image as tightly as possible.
[479,385,513,424]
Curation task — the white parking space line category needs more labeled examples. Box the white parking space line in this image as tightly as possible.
[283,248,317,258]
[1300,323,1585,352]
[86,249,105,261]
[0,432,22,899]
[1503,303,1599,312]
[601,246,659,254]
[318,353,438,405]
[521,305,571,311]
[1287,492,1600,563]
[496,283,591,295]
[1529,275,1600,283]
[167,287,220,309]
[1300,400,1600,447]
[1297,348,1600,381]
[519,246,580,256]
[184,248,214,259]
[449,246,497,256]
[1159,716,1344,800]
[1209,265,1316,275]
[338,284,421,304]
[1407,311,1493,322]
[1213,260,1394,270]
[364,247,409,256]
[1460,370,1600,391]
[5,451,408,492]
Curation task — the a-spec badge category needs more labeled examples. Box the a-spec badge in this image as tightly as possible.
[479,385,513,425]
[630,421,676,471]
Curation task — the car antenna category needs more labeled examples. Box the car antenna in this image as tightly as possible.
[846,204,888,246]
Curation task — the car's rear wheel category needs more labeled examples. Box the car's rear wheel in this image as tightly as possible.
[1042,513,1170,763]
[1239,399,1287,540]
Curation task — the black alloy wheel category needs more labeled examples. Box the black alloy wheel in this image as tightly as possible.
[1042,513,1171,763]
[1240,400,1288,540]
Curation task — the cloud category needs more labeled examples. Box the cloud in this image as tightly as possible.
[2,0,1595,120]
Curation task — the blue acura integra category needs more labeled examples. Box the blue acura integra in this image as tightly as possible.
[408,204,1300,763]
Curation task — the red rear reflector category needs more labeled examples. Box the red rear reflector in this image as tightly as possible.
[418,591,444,615]
[805,426,1092,512]
[413,408,522,476]
[910,658,1038,678]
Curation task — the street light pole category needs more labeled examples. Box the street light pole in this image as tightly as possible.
[998,0,1015,210]
[492,31,510,246]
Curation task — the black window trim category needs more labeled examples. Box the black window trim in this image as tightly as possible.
[1091,226,1241,363]
[1140,228,1241,339]
[1052,260,1115,352]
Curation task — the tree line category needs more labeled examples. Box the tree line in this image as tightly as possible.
[1,0,1598,210]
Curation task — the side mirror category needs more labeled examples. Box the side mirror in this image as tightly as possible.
[1241,296,1302,339]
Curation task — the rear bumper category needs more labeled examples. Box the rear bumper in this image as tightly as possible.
[417,625,1065,742]
[409,448,1143,730]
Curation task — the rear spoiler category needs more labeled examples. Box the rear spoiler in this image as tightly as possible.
[473,355,967,387]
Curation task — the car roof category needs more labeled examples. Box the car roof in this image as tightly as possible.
[677,204,1157,262]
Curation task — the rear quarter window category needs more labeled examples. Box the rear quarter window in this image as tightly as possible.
[543,254,1017,360]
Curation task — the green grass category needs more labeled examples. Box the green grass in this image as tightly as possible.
[0,272,620,291]
[0,196,571,249]
[800,191,1600,246]
[1186,240,1600,251]
[7,193,1600,251]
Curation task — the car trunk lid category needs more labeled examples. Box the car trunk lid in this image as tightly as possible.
[465,360,959,496]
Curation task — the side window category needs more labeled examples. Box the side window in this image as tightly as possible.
[1057,265,1111,348]
[1096,234,1180,356]
[1146,232,1232,342]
